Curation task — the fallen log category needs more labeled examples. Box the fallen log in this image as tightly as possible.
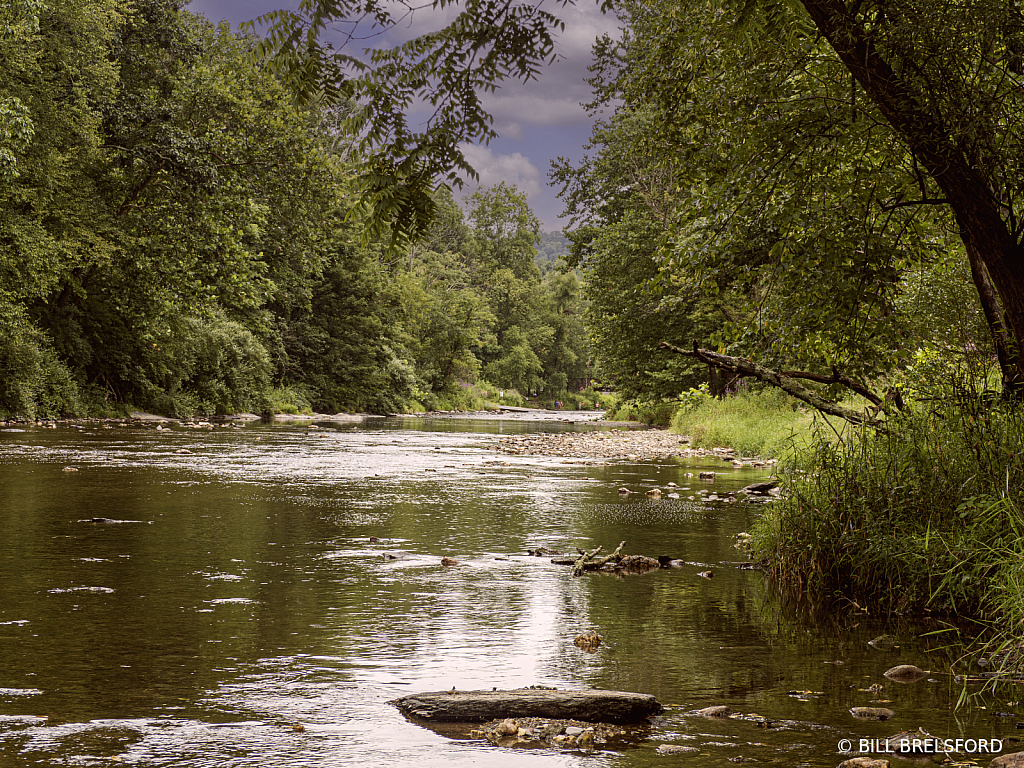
[555,541,653,574]
[392,688,663,724]
[573,541,625,576]
[571,544,605,577]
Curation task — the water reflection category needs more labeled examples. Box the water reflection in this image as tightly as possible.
[0,420,1017,767]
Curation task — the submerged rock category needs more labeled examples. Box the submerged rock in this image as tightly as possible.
[741,480,779,494]
[837,758,890,768]
[656,744,699,754]
[868,635,897,651]
[574,632,602,652]
[849,706,896,721]
[883,665,928,683]
[694,705,732,718]
[467,716,639,750]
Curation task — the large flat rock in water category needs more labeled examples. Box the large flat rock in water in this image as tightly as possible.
[391,688,663,724]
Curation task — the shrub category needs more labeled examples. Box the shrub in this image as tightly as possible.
[0,308,82,419]
[753,383,1024,615]
[145,312,272,417]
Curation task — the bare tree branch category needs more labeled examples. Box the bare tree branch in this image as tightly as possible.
[659,341,883,427]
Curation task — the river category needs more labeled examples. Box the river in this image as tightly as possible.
[0,415,1017,767]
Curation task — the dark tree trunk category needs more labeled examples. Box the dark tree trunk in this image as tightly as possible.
[799,0,1024,395]
[708,364,725,398]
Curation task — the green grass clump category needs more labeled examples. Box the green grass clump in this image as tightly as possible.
[605,398,674,426]
[671,388,812,457]
[267,386,313,415]
[753,386,1024,617]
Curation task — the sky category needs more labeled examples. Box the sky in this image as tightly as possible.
[185,0,622,231]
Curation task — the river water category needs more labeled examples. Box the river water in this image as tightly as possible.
[0,415,1018,767]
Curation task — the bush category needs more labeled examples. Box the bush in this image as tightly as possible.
[267,386,313,415]
[0,309,82,419]
[145,313,272,417]
[606,398,676,425]
[753,383,1024,616]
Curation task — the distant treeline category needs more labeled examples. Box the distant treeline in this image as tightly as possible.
[0,1,592,419]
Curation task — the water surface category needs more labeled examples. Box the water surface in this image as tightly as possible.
[0,416,1017,767]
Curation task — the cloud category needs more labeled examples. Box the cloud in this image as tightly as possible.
[458,144,543,199]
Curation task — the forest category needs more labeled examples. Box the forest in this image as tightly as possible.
[0,0,597,419]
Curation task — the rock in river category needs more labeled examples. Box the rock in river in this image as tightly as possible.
[850,706,896,721]
[657,744,699,755]
[883,664,928,683]
[391,688,663,723]
[991,752,1024,767]
[694,705,732,718]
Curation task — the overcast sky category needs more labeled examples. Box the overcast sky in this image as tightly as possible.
[185,0,621,231]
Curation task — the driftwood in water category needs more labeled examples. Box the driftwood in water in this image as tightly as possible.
[553,542,662,575]
[392,688,663,724]
[571,541,626,576]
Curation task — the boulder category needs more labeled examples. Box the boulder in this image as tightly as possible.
[991,752,1024,767]
[883,665,928,683]
[392,688,663,724]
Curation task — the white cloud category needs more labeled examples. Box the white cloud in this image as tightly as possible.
[458,144,543,199]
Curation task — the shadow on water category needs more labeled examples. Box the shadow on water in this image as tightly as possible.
[0,418,1019,767]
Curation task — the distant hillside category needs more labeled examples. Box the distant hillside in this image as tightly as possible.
[535,230,570,274]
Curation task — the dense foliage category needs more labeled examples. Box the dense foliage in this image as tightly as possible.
[554,0,1024,417]
[0,0,590,419]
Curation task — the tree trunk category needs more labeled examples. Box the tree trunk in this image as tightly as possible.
[798,0,1024,395]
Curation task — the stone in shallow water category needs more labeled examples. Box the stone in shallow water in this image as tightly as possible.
[837,758,890,768]
[694,705,731,718]
[656,744,699,755]
[849,706,896,721]
[883,664,927,683]
[990,752,1024,767]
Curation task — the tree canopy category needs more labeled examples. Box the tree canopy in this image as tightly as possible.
[556,0,1024,413]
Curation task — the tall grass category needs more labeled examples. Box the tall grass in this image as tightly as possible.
[671,388,813,457]
[753,384,1024,618]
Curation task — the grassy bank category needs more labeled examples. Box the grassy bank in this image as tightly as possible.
[670,388,814,457]
[752,389,1024,629]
